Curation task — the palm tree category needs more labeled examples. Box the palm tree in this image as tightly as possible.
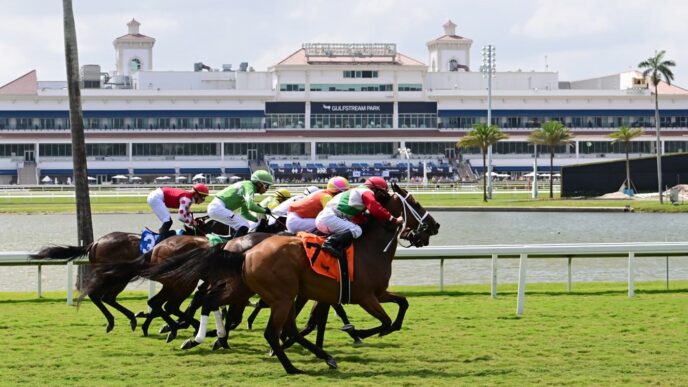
[63,0,93,288]
[609,126,643,195]
[638,50,676,204]
[528,120,574,198]
[457,123,508,202]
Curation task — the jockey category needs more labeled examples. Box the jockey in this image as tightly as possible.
[207,169,273,238]
[259,188,292,210]
[147,183,210,241]
[287,177,349,233]
[315,176,402,259]
[256,185,320,231]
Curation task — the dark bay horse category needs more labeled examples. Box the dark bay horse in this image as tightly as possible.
[29,217,228,333]
[157,183,439,373]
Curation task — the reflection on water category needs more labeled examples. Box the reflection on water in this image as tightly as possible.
[1,212,686,291]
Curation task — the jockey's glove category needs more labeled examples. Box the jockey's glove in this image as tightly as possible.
[262,207,272,216]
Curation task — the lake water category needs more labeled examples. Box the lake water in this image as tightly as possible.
[1,212,686,291]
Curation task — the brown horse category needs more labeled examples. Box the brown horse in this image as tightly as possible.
[30,217,228,333]
[157,183,439,373]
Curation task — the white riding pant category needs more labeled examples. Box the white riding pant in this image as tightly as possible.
[315,207,363,238]
[147,188,171,223]
[207,197,250,231]
[286,212,316,233]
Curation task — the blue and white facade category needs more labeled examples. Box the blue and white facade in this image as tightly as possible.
[1,19,687,184]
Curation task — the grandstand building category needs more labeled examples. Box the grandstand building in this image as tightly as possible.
[1,19,687,185]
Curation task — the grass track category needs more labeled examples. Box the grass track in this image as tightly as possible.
[1,281,687,385]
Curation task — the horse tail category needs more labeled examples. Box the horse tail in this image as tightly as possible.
[30,244,92,262]
[141,243,245,290]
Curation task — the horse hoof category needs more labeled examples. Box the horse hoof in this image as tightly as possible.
[106,322,114,333]
[130,319,137,331]
[135,311,147,318]
[212,337,230,351]
[166,330,177,343]
[286,367,304,375]
[181,339,200,350]
[340,324,355,333]
[159,325,170,334]
[326,356,338,369]
[353,338,364,346]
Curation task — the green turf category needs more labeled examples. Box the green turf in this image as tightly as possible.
[0,281,686,385]
[0,192,685,214]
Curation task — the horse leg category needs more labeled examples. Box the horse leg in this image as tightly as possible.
[210,310,229,350]
[377,291,409,335]
[281,299,322,351]
[177,282,208,330]
[349,296,392,340]
[140,289,166,337]
[283,308,337,369]
[246,299,268,330]
[264,302,302,374]
[88,293,116,333]
[182,286,225,350]
[314,304,330,349]
[332,304,362,344]
[101,282,137,331]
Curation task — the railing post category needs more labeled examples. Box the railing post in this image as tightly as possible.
[37,264,42,298]
[490,254,498,299]
[148,280,156,312]
[567,256,572,293]
[516,253,528,316]
[66,261,74,306]
[439,258,444,292]
[628,252,635,298]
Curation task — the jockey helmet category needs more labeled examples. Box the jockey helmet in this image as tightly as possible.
[250,170,273,187]
[303,185,320,195]
[275,188,292,202]
[364,176,388,192]
[327,176,350,193]
[192,183,209,196]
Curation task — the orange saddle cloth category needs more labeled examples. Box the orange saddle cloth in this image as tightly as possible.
[297,232,354,282]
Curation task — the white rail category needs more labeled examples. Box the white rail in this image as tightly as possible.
[2,241,688,315]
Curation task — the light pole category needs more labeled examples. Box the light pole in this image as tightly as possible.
[398,147,411,185]
[481,45,496,198]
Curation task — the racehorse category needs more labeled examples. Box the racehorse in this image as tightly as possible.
[149,183,439,373]
[29,216,228,333]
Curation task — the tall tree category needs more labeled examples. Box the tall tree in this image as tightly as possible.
[608,126,643,194]
[638,50,676,204]
[528,121,574,199]
[63,0,93,288]
[457,123,508,202]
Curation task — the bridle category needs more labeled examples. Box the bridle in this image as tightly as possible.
[383,191,434,251]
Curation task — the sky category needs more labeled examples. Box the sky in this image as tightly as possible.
[1,0,686,87]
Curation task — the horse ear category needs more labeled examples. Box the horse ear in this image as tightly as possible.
[391,182,399,192]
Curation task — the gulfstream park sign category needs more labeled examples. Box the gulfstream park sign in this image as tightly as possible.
[312,102,393,114]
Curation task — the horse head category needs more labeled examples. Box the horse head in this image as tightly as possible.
[389,182,440,247]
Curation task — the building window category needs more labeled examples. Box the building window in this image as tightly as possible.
[398,84,422,92]
[279,84,305,91]
[449,59,459,72]
[343,70,378,78]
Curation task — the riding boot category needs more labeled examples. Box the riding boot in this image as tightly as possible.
[322,231,354,260]
[158,220,173,242]
[232,226,249,239]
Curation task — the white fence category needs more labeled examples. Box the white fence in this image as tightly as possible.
[2,241,688,315]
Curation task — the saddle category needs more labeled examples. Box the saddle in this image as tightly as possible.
[297,232,355,304]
